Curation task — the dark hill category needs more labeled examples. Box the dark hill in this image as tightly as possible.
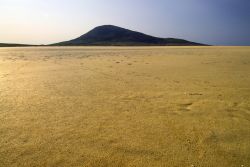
[53,25,205,46]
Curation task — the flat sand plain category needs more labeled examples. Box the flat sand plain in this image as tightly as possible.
[0,46,250,167]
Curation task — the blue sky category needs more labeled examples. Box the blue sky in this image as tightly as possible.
[0,0,250,45]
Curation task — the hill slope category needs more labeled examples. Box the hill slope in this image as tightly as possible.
[53,25,205,46]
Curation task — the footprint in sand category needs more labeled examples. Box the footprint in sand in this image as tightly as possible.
[177,102,193,111]
[1,74,9,78]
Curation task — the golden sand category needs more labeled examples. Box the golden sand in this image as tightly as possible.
[0,46,250,166]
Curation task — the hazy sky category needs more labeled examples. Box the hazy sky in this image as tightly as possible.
[0,0,250,45]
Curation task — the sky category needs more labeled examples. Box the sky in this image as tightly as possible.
[0,0,250,45]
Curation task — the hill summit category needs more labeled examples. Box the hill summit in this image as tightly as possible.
[53,25,204,46]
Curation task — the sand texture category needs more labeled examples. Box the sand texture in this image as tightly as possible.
[0,46,250,167]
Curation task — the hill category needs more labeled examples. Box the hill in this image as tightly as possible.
[53,25,205,46]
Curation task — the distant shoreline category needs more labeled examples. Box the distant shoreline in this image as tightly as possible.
[0,43,210,47]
